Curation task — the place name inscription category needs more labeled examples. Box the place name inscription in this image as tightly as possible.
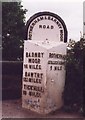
[48,53,66,71]
[25,52,44,70]
[28,15,64,41]
[24,52,66,71]
[23,51,66,108]
[23,51,44,106]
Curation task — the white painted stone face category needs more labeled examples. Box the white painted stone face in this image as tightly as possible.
[27,15,64,42]
[22,40,67,114]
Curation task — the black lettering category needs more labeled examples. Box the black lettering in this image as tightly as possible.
[43,25,46,29]
[35,53,37,57]
[54,19,57,22]
[24,64,28,68]
[29,64,41,69]
[29,78,31,82]
[29,91,41,98]
[50,66,52,70]
[39,65,41,69]
[28,58,31,63]
[60,66,62,70]
[24,84,27,89]
[39,25,42,28]
[34,73,37,77]
[47,25,49,29]
[40,73,43,78]
[28,53,31,57]
[38,52,40,57]
[29,91,31,96]
[24,72,43,78]
[28,36,32,40]
[28,58,40,64]
[34,20,37,24]
[30,26,33,31]
[51,25,54,29]
[49,53,65,59]
[23,90,27,95]
[24,77,28,82]
[32,52,34,57]
[29,65,31,69]
[28,72,30,77]
[38,59,40,64]
[26,52,28,57]
[56,21,62,29]
[51,17,54,21]
[48,16,51,20]
[25,72,28,77]
[29,34,32,39]
[31,72,33,77]
[48,60,65,65]
[36,92,41,97]
[31,22,35,26]
[37,18,40,22]
[29,31,32,34]
[40,16,44,20]
[60,30,63,33]
[41,52,44,58]
[39,79,41,84]
[54,66,57,71]
[45,16,47,19]
[49,53,51,58]
[54,66,62,71]
[32,59,35,63]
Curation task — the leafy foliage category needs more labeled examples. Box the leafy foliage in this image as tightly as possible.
[2,2,27,61]
[64,38,85,113]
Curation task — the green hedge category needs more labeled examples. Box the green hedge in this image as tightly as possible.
[2,61,23,75]
[63,60,83,113]
[2,61,23,100]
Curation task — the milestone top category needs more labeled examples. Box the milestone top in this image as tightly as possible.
[25,11,68,43]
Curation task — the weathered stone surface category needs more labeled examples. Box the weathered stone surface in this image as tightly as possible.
[22,40,67,114]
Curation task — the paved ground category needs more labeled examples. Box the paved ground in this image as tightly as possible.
[1,99,84,119]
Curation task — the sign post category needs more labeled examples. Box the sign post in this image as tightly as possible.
[22,12,67,114]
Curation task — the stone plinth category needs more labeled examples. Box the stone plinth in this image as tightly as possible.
[22,40,67,114]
